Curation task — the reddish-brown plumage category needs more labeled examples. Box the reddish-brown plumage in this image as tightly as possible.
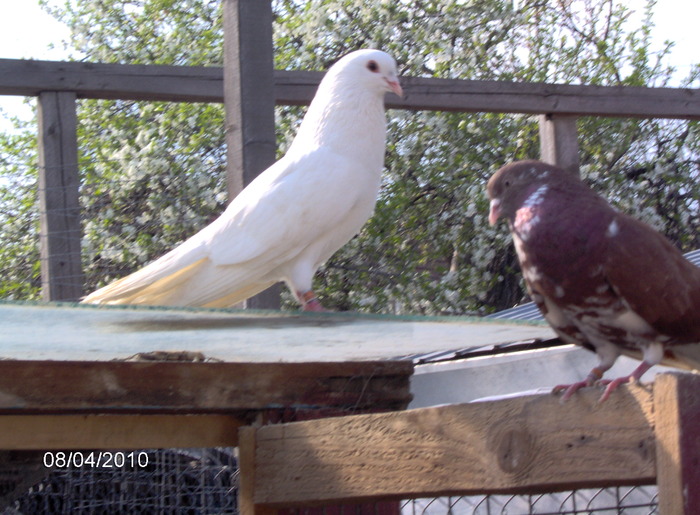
[487,160,700,401]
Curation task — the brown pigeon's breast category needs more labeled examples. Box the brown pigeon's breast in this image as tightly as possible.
[562,298,661,355]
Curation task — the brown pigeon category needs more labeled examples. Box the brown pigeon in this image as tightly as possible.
[487,160,700,401]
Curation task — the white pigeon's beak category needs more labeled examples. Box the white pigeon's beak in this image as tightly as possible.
[488,198,501,226]
[385,77,403,97]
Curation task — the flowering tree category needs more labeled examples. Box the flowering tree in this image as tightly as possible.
[0,0,697,313]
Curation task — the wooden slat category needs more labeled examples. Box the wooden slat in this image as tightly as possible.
[251,385,655,506]
[393,75,700,119]
[0,415,241,449]
[239,426,279,515]
[223,0,281,310]
[538,114,580,175]
[0,360,412,414]
[37,91,84,302]
[0,59,225,103]
[654,373,700,515]
[2,58,700,119]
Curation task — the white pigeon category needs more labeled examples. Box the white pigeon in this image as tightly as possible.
[82,49,402,311]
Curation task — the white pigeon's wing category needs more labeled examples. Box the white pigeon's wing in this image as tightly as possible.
[82,148,378,305]
[206,147,379,268]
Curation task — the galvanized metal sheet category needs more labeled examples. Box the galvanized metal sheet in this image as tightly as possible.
[0,302,555,362]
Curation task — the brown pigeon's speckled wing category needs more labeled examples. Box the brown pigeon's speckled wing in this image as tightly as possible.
[603,212,700,344]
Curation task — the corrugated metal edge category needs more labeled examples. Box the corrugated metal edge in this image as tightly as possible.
[403,248,700,362]
[485,248,700,322]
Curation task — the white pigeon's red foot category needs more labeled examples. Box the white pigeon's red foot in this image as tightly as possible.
[298,290,328,312]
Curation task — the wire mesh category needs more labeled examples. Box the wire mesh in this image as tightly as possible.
[1,448,238,515]
[0,446,660,515]
[400,486,658,515]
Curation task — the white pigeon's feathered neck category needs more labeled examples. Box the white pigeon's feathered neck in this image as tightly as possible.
[287,49,399,172]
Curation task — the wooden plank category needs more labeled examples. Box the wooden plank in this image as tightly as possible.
[223,0,281,309]
[37,91,84,302]
[223,0,277,193]
[654,373,700,515]
[393,75,700,119]
[0,58,225,103]
[3,59,700,119]
[0,414,241,449]
[0,360,413,414]
[538,114,580,175]
[251,385,655,506]
[239,426,278,515]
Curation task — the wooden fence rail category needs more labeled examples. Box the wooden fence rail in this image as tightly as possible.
[239,373,700,514]
[0,59,700,120]
[3,58,700,119]
[2,54,700,301]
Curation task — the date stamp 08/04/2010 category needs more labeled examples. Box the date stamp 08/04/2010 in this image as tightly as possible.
[42,451,149,469]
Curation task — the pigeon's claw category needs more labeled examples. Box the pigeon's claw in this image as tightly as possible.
[552,366,605,402]
[595,360,653,403]
[552,380,591,402]
[596,376,632,403]
[298,290,328,312]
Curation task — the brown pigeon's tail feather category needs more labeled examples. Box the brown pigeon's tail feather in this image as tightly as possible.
[664,343,700,372]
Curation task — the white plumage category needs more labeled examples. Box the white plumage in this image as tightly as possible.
[82,49,402,310]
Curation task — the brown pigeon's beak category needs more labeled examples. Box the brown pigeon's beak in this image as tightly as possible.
[386,78,403,97]
[488,199,501,226]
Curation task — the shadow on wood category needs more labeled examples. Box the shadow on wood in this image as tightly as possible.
[240,374,700,514]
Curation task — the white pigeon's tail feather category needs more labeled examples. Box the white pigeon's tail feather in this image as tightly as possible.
[84,255,277,308]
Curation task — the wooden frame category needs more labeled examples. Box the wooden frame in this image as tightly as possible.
[0,360,412,449]
[2,59,700,119]
[238,372,699,514]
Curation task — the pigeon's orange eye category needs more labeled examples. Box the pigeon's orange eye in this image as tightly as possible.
[367,60,379,72]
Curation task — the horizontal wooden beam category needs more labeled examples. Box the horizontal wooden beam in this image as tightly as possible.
[393,75,700,119]
[0,59,224,103]
[2,58,700,119]
[249,384,656,505]
[0,414,241,449]
[0,360,412,414]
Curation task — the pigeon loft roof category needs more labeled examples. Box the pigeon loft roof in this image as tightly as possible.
[2,249,696,363]
[487,248,700,322]
[0,301,554,362]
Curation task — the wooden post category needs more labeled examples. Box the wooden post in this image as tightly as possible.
[239,426,278,515]
[37,91,84,301]
[538,114,580,175]
[654,373,700,515]
[223,0,281,309]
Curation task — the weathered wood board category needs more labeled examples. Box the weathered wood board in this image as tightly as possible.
[0,360,412,414]
[249,384,656,506]
[0,414,243,450]
[2,58,700,119]
[0,302,555,362]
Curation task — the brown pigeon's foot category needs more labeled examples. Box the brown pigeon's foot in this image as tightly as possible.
[298,290,328,312]
[552,380,591,402]
[597,376,632,403]
[596,361,653,403]
[552,366,605,402]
